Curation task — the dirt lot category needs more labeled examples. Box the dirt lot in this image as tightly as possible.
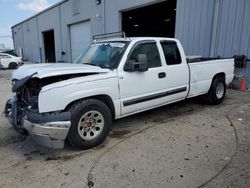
[0,70,250,188]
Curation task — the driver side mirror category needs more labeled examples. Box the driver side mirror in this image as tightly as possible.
[124,54,149,72]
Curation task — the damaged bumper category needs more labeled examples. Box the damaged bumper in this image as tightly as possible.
[23,120,70,149]
[5,97,71,149]
[5,97,20,132]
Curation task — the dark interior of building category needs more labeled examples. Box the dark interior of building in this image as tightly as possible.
[43,30,56,62]
[122,0,177,38]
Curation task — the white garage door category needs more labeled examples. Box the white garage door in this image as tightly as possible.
[70,21,91,62]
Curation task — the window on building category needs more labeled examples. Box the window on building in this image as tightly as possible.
[128,42,161,68]
[161,41,182,65]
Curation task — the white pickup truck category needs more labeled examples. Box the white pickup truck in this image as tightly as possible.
[4,37,234,149]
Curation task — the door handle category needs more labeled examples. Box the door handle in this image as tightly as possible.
[158,72,166,79]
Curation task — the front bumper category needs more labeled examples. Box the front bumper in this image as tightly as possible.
[23,120,70,149]
[5,97,20,132]
[5,97,71,149]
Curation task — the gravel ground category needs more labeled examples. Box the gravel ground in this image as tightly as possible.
[0,69,250,188]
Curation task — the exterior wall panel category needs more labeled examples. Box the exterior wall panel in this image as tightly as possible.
[238,0,250,57]
[11,0,250,62]
[37,6,61,62]
[59,0,103,62]
[12,25,24,57]
[22,18,40,62]
[175,0,215,57]
[215,0,250,58]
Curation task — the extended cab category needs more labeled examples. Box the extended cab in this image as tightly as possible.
[4,37,234,149]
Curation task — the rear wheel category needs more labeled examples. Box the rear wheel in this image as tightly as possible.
[8,62,18,69]
[68,99,112,150]
[206,77,226,105]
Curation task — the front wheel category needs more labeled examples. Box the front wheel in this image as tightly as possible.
[206,77,226,105]
[68,99,112,150]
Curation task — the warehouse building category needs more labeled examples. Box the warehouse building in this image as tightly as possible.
[12,0,250,63]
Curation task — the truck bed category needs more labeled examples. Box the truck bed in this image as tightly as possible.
[187,58,235,98]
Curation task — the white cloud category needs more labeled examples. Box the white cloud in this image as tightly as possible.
[17,0,52,12]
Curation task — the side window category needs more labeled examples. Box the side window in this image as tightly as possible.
[128,42,161,68]
[161,41,182,65]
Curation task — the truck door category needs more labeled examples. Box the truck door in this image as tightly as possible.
[118,40,170,115]
[159,40,189,102]
[118,40,189,116]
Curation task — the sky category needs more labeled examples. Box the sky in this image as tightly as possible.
[0,0,60,49]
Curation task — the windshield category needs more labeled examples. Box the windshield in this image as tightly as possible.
[73,41,129,69]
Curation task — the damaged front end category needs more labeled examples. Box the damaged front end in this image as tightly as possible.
[4,72,95,148]
[4,96,25,133]
[4,73,38,135]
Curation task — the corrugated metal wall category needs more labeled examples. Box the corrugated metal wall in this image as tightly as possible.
[175,0,215,57]
[106,0,250,58]
[12,0,250,62]
[12,25,24,57]
[176,0,250,58]
[214,0,250,58]
[22,18,40,62]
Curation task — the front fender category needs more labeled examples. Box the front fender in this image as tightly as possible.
[38,74,119,113]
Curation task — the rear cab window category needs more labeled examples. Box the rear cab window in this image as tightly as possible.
[160,41,182,65]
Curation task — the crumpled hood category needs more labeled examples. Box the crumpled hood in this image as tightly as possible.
[12,63,110,80]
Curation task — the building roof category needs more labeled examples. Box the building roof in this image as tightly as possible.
[12,0,68,29]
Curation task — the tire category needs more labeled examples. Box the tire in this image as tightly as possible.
[68,99,112,150]
[8,62,18,69]
[205,77,226,105]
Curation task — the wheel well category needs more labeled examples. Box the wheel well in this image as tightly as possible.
[213,72,225,82]
[65,95,116,119]
[8,62,17,68]
[207,72,226,92]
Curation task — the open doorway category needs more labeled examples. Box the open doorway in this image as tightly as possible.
[43,30,56,62]
[122,0,177,37]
